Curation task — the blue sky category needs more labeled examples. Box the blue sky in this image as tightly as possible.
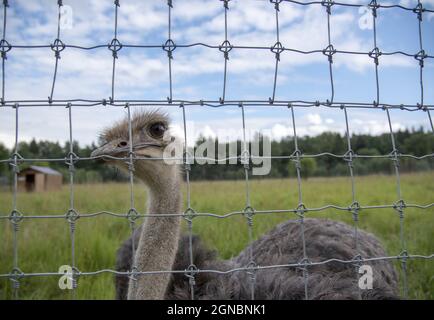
[0,0,433,148]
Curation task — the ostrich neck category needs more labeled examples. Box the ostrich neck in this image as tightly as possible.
[127,167,182,300]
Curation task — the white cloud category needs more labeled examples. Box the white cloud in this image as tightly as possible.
[0,0,430,150]
[306,113,322,125]
[271,123,292,140]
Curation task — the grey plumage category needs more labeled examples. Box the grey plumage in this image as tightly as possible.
[92,109,398,300]
[115,218,399,300]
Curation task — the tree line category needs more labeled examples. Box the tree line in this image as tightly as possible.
[0,127,432,184]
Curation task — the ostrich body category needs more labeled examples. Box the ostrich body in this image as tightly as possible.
[91,110,399,300]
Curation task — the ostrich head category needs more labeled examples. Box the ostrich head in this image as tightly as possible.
[92,110,183,300]
[91,109,180,189]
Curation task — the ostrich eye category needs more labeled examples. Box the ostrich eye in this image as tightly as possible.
[149,122,166,139]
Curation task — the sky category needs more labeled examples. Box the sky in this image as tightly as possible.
[0,0,433,149]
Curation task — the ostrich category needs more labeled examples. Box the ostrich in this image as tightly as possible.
[91,110,399,300]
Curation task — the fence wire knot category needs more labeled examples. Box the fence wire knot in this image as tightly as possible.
[66,208,79,223]
[9,267,24,289]
[9,209,23,230]
[71,266,80,289]
[221,0,230,10]
[271,41,284,61]
[0,38,11,59]
[126,155,135,172]
[163,39,176,59]
[183,207,197,222]
[398,250,409,262]
[388,149,400,162]
[9,153,23,173]
[352,254,363,268]
[343,149,355,163]
[129,266,138,283]
[349,201,360,221]
[369,0,379,17]
[297,257,311,272]
[290,148,302,160]
[295,203,306,218]
[414,50,427,67]
[243,206,255,226]
[108,38,122,58]
[219,40,232,60]
[393,199,406,218]
[185,264,198,286]
[413,2,424,21]
[270,0,282,11]
[126,208,139,223]
[65,151,79,167]
[241,149,250,169]
[369,47,382,65]
[183,151,193,171]
[50,38,65,58]
[322,44,336,63]
[246,261,257,281]
[321,0,334,14]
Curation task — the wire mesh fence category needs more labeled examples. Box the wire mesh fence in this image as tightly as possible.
[0,0,433,300]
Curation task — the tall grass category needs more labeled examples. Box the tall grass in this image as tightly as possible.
[0,173,433,299]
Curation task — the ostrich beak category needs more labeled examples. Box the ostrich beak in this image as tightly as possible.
[91,139,128,160]
[91,140,163,160]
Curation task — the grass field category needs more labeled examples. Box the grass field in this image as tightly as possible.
[0,173,433,299]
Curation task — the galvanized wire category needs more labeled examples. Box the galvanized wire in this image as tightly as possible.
[323,0,335,105]
[48,0,64,104]
[181,104,197,300]
[125,103,139,295]
[0,0,433,300]
[270,0,282,103]
[1,0,9,104]
[289,105,309,300]
[165,0,175,103]
[342,106,362,299]
[219,0,231,103]
[239,102,256,300]
[66,103,78,298]
[109,0,121,103]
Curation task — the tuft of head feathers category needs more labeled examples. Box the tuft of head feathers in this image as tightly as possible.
[99,109,170,144]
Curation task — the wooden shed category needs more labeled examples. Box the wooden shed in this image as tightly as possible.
[17,166,63,192]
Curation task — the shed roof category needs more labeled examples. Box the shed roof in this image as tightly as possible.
[21,165,62,176]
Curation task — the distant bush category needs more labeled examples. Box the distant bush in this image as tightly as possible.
[0,128,432,183]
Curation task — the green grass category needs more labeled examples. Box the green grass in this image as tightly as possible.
[0,173,433,299]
